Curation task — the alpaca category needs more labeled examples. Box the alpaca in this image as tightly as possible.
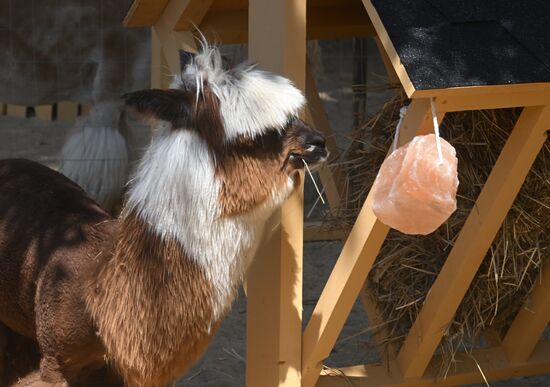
[0,44,327,386]
[0,0,149,211]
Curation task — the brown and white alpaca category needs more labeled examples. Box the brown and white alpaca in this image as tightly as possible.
[0,44,327,386]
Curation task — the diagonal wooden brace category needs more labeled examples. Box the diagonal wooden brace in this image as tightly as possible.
[397,105,550,379]
[502,256,550,364]
[301,98,438,387]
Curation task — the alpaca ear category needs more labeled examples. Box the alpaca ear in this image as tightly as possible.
[123,89,193,128]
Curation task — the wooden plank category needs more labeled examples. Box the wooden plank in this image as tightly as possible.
[209,0,247,12]
[432,88,550,112]
[374,36,400,88]
[197,5,374,45]
[361,0,416,97]
[397,105,550,379]
[124,0,170,27]
[57,101,78,122]
[153,0,197,75]
[307,5,375,40]
[246,0,306,386]
[1,104,6,115]
[34,105,53,121]
[305,65,343,212]
[301,99,435,387]
[317,340,550,387]
[6,105,27,118]
[199,10,248,44]
[174,0,214,31]
[502,258,550,364]
[150,28,172,89]
[413,82,550,99]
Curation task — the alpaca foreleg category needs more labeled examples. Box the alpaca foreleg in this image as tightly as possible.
[58,101,128,212]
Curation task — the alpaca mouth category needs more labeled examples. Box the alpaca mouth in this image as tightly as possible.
[289,146,329,170]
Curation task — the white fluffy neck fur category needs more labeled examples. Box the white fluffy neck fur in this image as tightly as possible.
[172,45,305,140]
[126,129,293,320]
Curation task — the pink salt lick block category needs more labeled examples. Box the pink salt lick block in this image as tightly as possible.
[372,134,459,235]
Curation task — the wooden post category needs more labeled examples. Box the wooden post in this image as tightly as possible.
[35,105,53,121]
[151,28,171,89]
[246,1,306,386]
[301,99,436,387]
[502,257,550,364]
[151,0,199,90]
[397,105,550,379]
[57,101,79,122]
[6,105,27,118]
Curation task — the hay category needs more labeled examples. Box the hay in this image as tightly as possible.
[336,92,550,373]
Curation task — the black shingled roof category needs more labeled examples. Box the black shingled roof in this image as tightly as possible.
[371,0,550,90]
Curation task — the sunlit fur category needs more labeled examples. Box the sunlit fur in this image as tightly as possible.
[172,43,305,141]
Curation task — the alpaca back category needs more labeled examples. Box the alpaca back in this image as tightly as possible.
[0,159,111,338]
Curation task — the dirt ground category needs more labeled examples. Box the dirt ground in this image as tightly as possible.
[0,39,548,387]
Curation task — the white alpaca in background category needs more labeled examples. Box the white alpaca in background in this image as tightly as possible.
[0,0,149,211]
[59,102,128,211]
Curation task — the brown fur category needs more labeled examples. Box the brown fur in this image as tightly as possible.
[0,82,326,386]
[0,159,220,386]
[87,211,219,387]
[0,159,121,385]
[217,129,305,217]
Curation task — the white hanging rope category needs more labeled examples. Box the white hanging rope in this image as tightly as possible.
[392,105,409,151]
[430,98,444,163]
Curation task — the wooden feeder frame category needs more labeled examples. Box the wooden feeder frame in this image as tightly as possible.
[124,1,550,386]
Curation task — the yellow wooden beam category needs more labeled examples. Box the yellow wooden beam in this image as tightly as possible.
[124,0,170,27]
[150,28,176,89]
[307,5,375,40]
[199,10,248,45]
[153,0,198,75]
[197,5,374,45]
[174,0,214,31]
[301,99,436,387]
[413,82,550,99]
[502,258,550,364]
[374,36,400,88]
[397,105,550,379]
[431,87,550,112]
[361,0,416,97]
[246,0,306,386]
[317,340,550,387]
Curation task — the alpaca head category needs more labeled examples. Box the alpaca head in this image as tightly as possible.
[124,43,327,217]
